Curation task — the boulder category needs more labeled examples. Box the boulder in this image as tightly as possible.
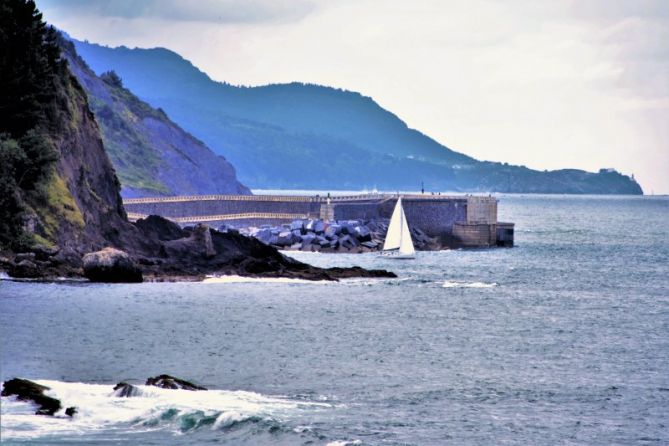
[1,378,63,416]
[32,245,59,261]
[339,235,355,249]
[113,382,142,397]
[277,231,293,246]
[355,226,372,242]
[163,224,216,259]
[145,375,207,391]
[8,259,41,278]
[290,220,304,231]
[254,228,272,244]
[134,215,184,241]
[325,225,340,237]
[82,247,143,283]
[313,220,325,234]
[14,252,36,263]
[300,234,316,248]
[52,247,83,268]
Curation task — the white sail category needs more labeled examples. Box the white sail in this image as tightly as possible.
[398,203,415,256]
[382,197,415,258]
[383,197,403,251]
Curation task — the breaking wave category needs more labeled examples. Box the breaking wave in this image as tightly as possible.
[1,379,331,442]
[202,275,329,284]
[442,280,498,288]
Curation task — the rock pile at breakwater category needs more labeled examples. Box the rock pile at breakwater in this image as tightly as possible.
[223,218,437,253]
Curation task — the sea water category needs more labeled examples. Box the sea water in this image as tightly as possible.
[1,195,668,445]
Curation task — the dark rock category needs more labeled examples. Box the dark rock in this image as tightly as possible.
[163,224,216,259]
[52,247,83,269]
[32,245,59,261]
[355,226,372,242]
[254,228,272,244]
[135,215,184,241]
[113,382,141,397]
[290,220,304,231]
[14,252,36,263]
[1,378,62,416]
[300,234,316,248]
[340,235,359,249]
[325,225,338,237]
[277,231,293,246]
[327,266,397,279]
[361,241,379,249]
[313,220,325,233]
[8,259,41,278]
[82,248,143,283]
[145,375,207,391]
[65,407,78,417]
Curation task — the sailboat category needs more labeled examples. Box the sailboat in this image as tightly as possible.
[380,197,415,259]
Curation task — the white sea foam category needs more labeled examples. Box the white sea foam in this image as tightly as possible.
[202,275,328,284]
[442,280,498,288]
[0,379,330,440]
[327,440,362,446]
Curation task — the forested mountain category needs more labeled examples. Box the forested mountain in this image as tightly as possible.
[72,39,643,194]
[60,40,249,198]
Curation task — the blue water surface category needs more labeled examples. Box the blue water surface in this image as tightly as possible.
[1,195,668,445]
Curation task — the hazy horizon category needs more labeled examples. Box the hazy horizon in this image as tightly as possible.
[40,0,669,194]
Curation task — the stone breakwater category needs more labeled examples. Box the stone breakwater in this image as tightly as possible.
[123,193,514,249]
[221,218,436,253]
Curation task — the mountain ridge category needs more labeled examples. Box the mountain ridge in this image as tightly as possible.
[72,38,643,195]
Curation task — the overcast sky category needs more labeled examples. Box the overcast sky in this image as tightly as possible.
[40,0,669,193]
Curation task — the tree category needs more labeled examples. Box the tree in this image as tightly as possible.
[101,70,123,88]
[0,0,65,249]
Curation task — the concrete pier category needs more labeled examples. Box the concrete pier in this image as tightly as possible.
[123,193,514,249]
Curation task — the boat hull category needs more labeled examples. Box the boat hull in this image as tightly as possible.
[379,251,415,260]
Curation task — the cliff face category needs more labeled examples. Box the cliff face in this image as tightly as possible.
[43,74,134,252]
[61,40,249,198]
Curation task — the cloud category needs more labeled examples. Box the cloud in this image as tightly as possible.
[39,0,316,24]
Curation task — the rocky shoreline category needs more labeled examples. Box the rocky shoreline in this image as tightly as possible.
[0,215,396,283]
[228,218,437,253]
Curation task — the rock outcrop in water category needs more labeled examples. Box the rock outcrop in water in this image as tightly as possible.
[146,374,207,391]
[112,382,141,397]
[1,378,75,417]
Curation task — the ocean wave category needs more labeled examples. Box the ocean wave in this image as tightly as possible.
[442,280,498,288]
[202,275,330,284]
[0,379,331,441]
[327,440,362,446]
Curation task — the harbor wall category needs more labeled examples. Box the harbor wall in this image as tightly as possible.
[123,194,512,248]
